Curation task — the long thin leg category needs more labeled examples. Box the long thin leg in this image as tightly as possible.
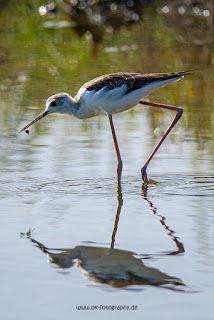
[108,114,123,185]
[139,100,183,182]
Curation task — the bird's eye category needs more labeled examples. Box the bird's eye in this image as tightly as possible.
[50,101,56,107]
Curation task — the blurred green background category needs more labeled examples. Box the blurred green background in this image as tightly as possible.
[0,1,213,140]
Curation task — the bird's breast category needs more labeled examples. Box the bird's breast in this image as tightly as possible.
[74,85,137,118]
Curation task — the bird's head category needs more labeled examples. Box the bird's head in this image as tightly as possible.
[19,93,72,133]
[45,93,72,114]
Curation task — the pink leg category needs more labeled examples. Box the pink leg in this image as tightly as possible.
[108,114,123,185]
[139,100,183,182]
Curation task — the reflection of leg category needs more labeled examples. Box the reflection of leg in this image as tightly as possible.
[111,185,123,248]
[108,114,123,186]
[139,100,183,182]
[142,184,185,255]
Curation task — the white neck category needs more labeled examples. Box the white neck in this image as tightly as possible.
[61,95,80,118]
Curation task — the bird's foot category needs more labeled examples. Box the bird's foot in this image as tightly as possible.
[141,166,149,183]
[141,167,159,185]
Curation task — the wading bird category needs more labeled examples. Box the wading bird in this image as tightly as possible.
[19,70,194,184]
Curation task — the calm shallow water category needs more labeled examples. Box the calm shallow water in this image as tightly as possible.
[1,1,214,319]
[2,111,214,319]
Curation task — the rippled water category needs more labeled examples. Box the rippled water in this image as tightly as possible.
[1,2,214,319]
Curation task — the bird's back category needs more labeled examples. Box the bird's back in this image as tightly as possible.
[81,70,194,94]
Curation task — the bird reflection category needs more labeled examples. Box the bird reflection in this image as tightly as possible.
[21,185,184,289]
[142,184,185,255]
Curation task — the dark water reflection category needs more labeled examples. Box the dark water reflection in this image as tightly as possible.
[21,185,185,290]
[142,184,185,255]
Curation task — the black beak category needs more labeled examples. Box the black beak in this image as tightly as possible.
[19,111,48,133]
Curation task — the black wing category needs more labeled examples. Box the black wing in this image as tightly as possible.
[81,70,195,94]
